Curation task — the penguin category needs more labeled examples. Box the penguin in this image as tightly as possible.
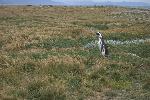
[96,32,109,57]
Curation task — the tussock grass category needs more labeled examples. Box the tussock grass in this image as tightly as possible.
[0,6,150,99]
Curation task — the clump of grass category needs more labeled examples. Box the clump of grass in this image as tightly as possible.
[68,77,82,91]
[1,74,18,86]
[143,82,150,91]
[105,32,136,41]
[70,29,84,39]
[105,32,150,41]
[85,24,109,30]
[21,62,36,73]
[111,81,132,90]
[38,89,66,100]
[105,91,117,99]
[48,62,84,80]
[126,43,150,58]
[8,52,18,59]
[27,81,43,99]
[0,54,13,69]
[83,56,97,68]
[38,38,78,49]
[31,52,48,60]
[26,81,66,100]
[0,41,3,49]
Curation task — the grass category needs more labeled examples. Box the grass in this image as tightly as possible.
[105,32,150,41]
[0,6,150,100]
[85,24,109,30]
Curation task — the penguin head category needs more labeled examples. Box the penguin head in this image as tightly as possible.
[96,32,103,38]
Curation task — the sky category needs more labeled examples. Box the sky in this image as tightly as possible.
[1,0,150,5]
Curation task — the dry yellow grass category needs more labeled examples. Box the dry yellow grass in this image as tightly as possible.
[0,6,150,99]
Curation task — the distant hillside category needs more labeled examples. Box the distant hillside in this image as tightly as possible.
[62,1,150,7]
[99,1,150,7]
[0,0,63,5]
[0,0,150,7]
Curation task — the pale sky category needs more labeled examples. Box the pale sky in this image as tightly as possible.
[1,0,150,5]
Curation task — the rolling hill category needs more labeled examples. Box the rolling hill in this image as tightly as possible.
[0,0,150,7]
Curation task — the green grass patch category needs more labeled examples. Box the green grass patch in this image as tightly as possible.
[25,37,96,50]
[105,32,150,41]
[85,24,109,30]
[31,52,48,60]
[68,77,82,91]
[38,38,78,49]
[21,62,36,73]
[26,81,66,100]
[126,43,150,58]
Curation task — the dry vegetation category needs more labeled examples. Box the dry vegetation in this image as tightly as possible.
[0,6,150,100]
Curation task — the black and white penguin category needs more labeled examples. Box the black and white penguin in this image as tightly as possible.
[96,32,109,57]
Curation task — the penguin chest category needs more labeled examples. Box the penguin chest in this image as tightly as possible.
[98,41,102,49]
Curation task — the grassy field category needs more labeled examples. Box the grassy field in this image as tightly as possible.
[0,6,150,100]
